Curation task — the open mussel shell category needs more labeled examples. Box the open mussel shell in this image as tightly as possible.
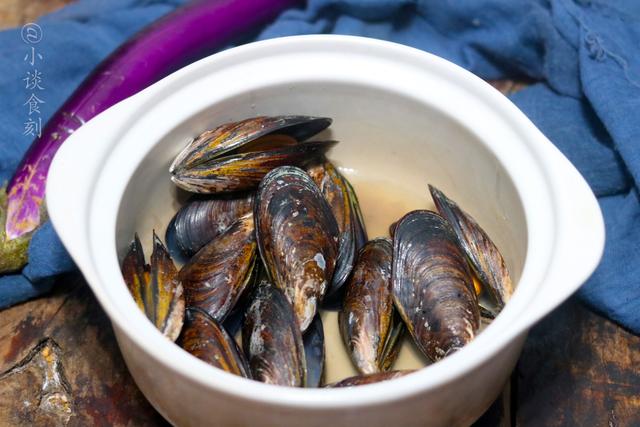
[345,178,368,250]
[165,192,253,263]
[303,314,325,388]
[325,370,415,388]
[121,232,185,341]
[307,160,368,301]
[171,116,332,173]
[255,166,339,332]
[242,281,306,387]
[171,140,337,194]
[392,210,480,361]
[178,308,251,378]
[379,311,405,371]
[178,213,256,322]
[339,238,402,374]
[429,185,513,310]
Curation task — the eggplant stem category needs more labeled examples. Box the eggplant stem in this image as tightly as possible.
[0,187,30,273]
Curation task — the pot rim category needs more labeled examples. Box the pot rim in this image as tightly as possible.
[47,35,604,409]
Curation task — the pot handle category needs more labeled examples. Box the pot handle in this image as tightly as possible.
[46,96,141,285]
[515,133,605,330]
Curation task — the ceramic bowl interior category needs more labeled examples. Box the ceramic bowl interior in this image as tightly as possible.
[45,36,604,419]
[113,80,528,382]
[116,82,528,280]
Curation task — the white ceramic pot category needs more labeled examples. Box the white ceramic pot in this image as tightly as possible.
[46,35,604,427]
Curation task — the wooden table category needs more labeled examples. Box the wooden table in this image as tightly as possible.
[1,2,639,426]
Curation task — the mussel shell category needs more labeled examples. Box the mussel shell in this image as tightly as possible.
[379,311,405,371]
[307,161,350,234]
[221,303,245,339]
[255,166,339,332]
[392,210,479,361]
[344,177,368,251]
[179,308,251,378]
[339,238,401,374]
[479,304,497,320]
[222,260,266,338]
[242,281,306,386]
[171,140,337,194]
[121,233,184,341]
[170,116,332,172]
[165,193,253,263]
[388,221,397,239]
[178,213,256,322]
[325,370,415,388]
[303,314,325,388]
[307,160,367,300]
[429,185,513,310]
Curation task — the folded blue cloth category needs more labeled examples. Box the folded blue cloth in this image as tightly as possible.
[1,0,638,334]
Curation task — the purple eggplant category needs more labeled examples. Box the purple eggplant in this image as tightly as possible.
[0,0,299,273]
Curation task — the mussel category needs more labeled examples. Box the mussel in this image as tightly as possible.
[339,238,403,374]
[392,210,480,361]
[121,232,184,341]
[429,185,513,309]
[255,166,339,332]
[165,192,253,263]
[179,308,251,378]
[344,178,368,250]
[221,298,247,339]
[178,213,256,322]
[242,281,306,387]
[307,160,368,299]
[124,112,519,390]
[325,370,415,388]
[303,314,325,388]
[170,116,336,193]
[222,261,268,337]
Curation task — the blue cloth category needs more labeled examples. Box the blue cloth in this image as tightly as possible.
[0,0,638,334]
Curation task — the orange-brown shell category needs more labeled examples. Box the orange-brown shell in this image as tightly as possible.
[171,116,332,172]
[170,116,334,193]
[121,233,184,341]
[307,160,368,298]
[178,213,256,322]
[178,308,250,378]
[172,140,337,194]
[339,238,402,374]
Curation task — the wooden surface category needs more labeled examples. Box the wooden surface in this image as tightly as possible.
[0,0,73,30]
[2,2,639,427]
[2,276,638,427]
[0,276,168,427]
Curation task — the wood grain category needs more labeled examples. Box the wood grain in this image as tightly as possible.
[0,276,168,427]
[515,299,640,427]
[0,0,74,29]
